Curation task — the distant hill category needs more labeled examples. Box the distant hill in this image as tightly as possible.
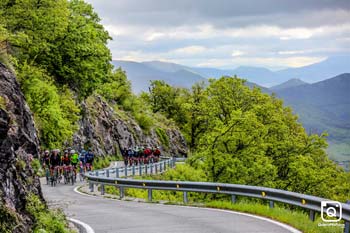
[273,73,350,161]
[276,56,350,83]
[270,78,308,91]
[112,60,206,93]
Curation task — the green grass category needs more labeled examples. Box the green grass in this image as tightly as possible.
[205,200,343,233]
[26,193,76,233]
[93,155,121,170]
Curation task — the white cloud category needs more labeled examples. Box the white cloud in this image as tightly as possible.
[172,46,206,55]
[231,50,245,57]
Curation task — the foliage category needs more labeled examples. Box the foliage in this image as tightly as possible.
[26,193,75,233]
[18,63,80,149]
[147,80,186,125]
[121,94,154,131]
[48,0,113,97]
[0,203,20,233]
[0,95,6,110]
[155,128,169,147]
[146,77,350,201]
[93,155,120,170]
[205,201,342,233]
[95,68,132,104]
[1,0,112,98]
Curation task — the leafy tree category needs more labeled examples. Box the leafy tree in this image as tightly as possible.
[148,80,185,123]
[48,0,112,97]
[18,63,80,149]
[96,68,132,104]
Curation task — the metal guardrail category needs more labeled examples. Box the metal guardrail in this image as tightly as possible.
[84,157,350,232]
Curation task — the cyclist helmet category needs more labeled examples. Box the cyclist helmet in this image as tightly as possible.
[70,149,76,154]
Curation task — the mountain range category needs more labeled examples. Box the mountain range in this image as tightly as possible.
[113,55,350,92]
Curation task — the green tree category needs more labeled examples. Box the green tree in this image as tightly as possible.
[96,68,132,104]
[18,63,80,149]
[188,77,349,200]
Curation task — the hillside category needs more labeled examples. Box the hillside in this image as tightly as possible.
[270,78,308,91]
[274,73,350,161]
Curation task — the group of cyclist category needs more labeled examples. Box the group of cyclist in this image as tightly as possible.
[41,148,95,186]
[122,146,161,166]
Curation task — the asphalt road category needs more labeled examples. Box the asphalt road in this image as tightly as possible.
[41,178,298,233]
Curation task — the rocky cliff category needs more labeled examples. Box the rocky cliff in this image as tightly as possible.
[73,95,187,157]
[0,63,41,232]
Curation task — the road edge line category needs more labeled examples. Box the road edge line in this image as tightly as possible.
[68,217,95,233]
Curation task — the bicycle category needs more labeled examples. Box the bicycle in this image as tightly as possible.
[50,166,59,187]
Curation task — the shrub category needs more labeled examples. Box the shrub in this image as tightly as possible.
[26,193,75,233]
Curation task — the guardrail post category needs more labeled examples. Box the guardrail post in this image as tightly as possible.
[116,168,119,178]
[345,200,350,233]
[150,163,153,174]
[89,182,94,192]
[132,165,135,176]
[160,163,163,173]
[163,160,166,170]
[231,195,236,204]
[124,167,127,177]
[309,210,316,222]
[155,164,158,174]
[145,164,148,175]
[183,191,188,204]
[119,186,124,199]
[106,169,110,178]
[269,201,274,208]
[139,164,142,176]
[95,171,99,176]
[148,189,152,202]
[345,221,350,233]
[101,184,105,195]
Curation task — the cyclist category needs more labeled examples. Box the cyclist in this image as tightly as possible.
[144,146,152,164]
[70,149,79,179]
[79,149,86,166]
[127,147,134,166]
[138,146,144,164]
[61,150,72,184]
[122,147,128,166]
[41,150,50,168]
[85,149,94,171]
[49,149,61,184]
[153,146,161,162]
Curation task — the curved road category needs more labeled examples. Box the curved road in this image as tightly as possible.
[41,179,299,233]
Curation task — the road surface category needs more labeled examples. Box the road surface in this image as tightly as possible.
[41,178,298,233]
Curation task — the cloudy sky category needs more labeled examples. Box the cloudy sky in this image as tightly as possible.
[86,0,350,70]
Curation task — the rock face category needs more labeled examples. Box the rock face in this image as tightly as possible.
[73,95,187,157]
[0,63,41,232]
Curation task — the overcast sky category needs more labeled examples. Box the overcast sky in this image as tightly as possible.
[86,0,350,69]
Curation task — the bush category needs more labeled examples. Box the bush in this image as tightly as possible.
[0,203,20,233]
[26,193,75,233]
